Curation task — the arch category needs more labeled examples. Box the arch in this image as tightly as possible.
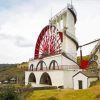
[30,64,34,71]
[36,61,47,71]
[40,72,52,85]
[49,60,59,70]
[28,73,36,83]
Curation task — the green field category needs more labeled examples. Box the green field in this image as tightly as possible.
[25,84,100,100]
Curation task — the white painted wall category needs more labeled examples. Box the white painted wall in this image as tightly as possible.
[73,73,88,90]
[73,73,98,90]
[25,70,64,87]
[48,70,64,87]
[28,54,79,71]
[66,10,75,34]
[63,69,80,88]
[61,9,77,61]
[25,69,81,88]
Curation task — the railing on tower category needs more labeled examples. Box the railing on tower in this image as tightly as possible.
[28,65,79,71]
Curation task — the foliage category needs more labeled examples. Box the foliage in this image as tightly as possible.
[0,66,26,84]
[0,85,20,100]
[38,96,57,100]
[77,55,90,65]
[47,96,58,100]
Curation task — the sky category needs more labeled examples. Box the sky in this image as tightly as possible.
[0,0,100,64]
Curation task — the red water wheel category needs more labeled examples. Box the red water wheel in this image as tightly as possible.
[34,25,63,59]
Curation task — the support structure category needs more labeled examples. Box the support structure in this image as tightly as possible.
[25,4,80,89]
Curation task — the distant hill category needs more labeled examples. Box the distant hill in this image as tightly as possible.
[0,64,16,68]
[0,65,26,84]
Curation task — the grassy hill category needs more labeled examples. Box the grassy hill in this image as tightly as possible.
[25,84,100,100]
[0,66,26,84]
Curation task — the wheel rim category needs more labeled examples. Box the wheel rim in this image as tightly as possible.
[34,25,63,59]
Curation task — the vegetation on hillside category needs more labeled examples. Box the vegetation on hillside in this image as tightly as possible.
[0,66,26,84]
[0,85,20,100]
[77,55,90,65]
[0,64,16,68]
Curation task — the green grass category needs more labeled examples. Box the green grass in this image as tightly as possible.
[25,85,100,100]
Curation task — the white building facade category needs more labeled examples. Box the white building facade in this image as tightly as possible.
[25,4,89,89]
[73,71,98,90]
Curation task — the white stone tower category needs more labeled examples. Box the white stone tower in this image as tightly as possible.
[49,4,78,63]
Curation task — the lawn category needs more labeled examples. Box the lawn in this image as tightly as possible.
[25,85,100,100]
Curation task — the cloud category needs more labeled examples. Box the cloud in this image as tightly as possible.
[0,0,100,63]
[15,36,34,47]
[0,33,34,47]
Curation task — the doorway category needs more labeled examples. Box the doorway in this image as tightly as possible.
[40,72,52,85]
[78,80,83,89]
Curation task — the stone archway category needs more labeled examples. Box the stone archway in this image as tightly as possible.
[30,64,34,71]
[49,60,59,70]
[28,73,36,83]
[36,60,47,71]
[40,72,52,85]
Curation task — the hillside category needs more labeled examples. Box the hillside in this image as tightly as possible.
[0,64,16,68]
[0,66,26,84]
[25,84,100,100]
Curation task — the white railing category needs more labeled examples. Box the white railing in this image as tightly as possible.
[28,65,79,71]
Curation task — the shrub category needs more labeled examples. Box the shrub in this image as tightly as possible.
[47,96,58,100]
[38,96,57,100]
[90,81,96,87]
[0,85,20,100]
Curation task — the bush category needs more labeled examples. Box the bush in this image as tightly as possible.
[38,96,57,100]
[47,96,58,100]
[0,85,20,100]
[38,96,58,100]
[90,81,96,87]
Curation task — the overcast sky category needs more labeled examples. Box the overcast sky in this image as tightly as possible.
[0,0,100,64]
